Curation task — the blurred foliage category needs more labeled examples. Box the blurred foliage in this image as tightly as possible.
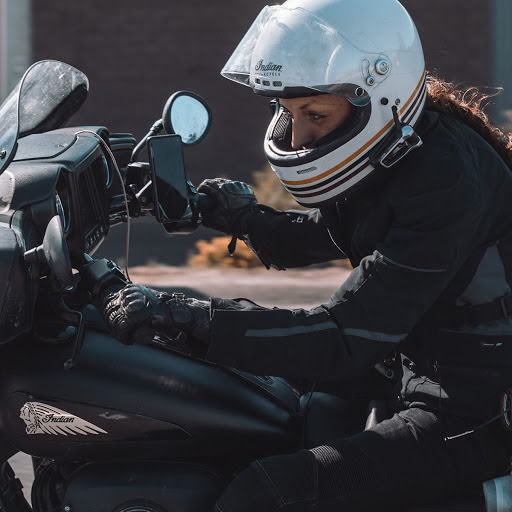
[503,110,512,130]
[188,236,261,268]
[251,163,307,210]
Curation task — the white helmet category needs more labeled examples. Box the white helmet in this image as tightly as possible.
[221,0,426,206]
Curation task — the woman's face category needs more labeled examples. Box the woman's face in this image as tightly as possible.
[280,94,352,150]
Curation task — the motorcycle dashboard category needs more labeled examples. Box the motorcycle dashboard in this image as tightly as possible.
[9,126,112,255]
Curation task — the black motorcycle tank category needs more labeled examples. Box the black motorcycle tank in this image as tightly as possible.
[0,326,300,462]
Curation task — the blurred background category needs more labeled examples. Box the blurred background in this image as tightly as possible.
[0,0,511,266]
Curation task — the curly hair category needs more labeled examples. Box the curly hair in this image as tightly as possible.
[425,73,512,170]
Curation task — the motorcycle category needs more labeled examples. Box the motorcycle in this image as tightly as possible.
[0,60,507,512]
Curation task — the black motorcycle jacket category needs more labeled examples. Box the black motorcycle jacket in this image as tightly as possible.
[205,110,512,420]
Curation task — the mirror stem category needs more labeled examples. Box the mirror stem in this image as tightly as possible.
[130,119,164,162]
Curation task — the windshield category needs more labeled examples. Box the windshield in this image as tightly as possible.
[0,79,21,175]
[0,60,89,176]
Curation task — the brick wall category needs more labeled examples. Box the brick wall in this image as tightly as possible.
[402,0,491,86]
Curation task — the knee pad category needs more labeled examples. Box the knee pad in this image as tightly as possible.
[310,440,386,505]
[216,450,318,512]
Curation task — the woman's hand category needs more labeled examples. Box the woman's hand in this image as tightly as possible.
[102,284,211,345]
[102,284,165,344]
[197,178,258,236]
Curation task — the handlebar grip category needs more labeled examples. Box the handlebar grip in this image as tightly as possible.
[197,193,216,213]
[81,258,129,301]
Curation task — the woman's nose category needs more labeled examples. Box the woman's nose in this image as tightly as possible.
[291,121,315,150]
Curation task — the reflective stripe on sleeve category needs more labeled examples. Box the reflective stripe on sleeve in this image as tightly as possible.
[342,328,407,343]
[382,255,447,273]
[245,321,337,338]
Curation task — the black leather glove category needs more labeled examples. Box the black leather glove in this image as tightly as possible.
[102,284,167,344]
[102,284,211,345]
[197,178,259,236]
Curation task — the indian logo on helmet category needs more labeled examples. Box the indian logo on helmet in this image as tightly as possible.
[255,60,283,73]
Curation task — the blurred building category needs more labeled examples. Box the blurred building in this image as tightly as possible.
[0,0,511,264]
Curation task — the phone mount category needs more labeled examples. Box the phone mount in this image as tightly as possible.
[149,91,211,233]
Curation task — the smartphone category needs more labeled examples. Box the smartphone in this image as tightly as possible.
[148,134,189,223]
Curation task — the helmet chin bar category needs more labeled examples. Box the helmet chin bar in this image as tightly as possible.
[369,106,423,169]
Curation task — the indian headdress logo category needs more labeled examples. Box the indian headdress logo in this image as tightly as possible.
[20,402,108,436]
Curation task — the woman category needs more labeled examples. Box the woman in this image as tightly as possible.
[104,0,512,509]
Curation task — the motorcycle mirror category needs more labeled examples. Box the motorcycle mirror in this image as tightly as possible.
[162,91,211,146]
[24,215,73,288]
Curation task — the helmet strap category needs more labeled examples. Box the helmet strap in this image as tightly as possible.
[369,106,423,169]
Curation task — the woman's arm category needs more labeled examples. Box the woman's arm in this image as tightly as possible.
[197,177,346,269]
[242,205,345,269]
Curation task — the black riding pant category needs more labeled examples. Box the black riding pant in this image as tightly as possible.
[215,396,510,512]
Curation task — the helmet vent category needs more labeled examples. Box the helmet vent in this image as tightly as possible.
[272,109,292,144]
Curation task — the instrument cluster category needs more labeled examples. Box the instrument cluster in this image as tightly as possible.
[23,129,115,257]
[6,127,135,262]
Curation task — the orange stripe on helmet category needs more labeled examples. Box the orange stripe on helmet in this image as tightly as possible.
[281,70,426,186]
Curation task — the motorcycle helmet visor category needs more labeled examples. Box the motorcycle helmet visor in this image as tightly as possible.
[221,5,392,105]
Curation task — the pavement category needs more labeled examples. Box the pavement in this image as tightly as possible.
[8,264,351,503]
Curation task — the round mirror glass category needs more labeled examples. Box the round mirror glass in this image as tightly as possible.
[169,95,210,145]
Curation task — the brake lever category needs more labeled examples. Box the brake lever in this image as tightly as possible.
[63,310,85,370]
[32,283,86,370]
